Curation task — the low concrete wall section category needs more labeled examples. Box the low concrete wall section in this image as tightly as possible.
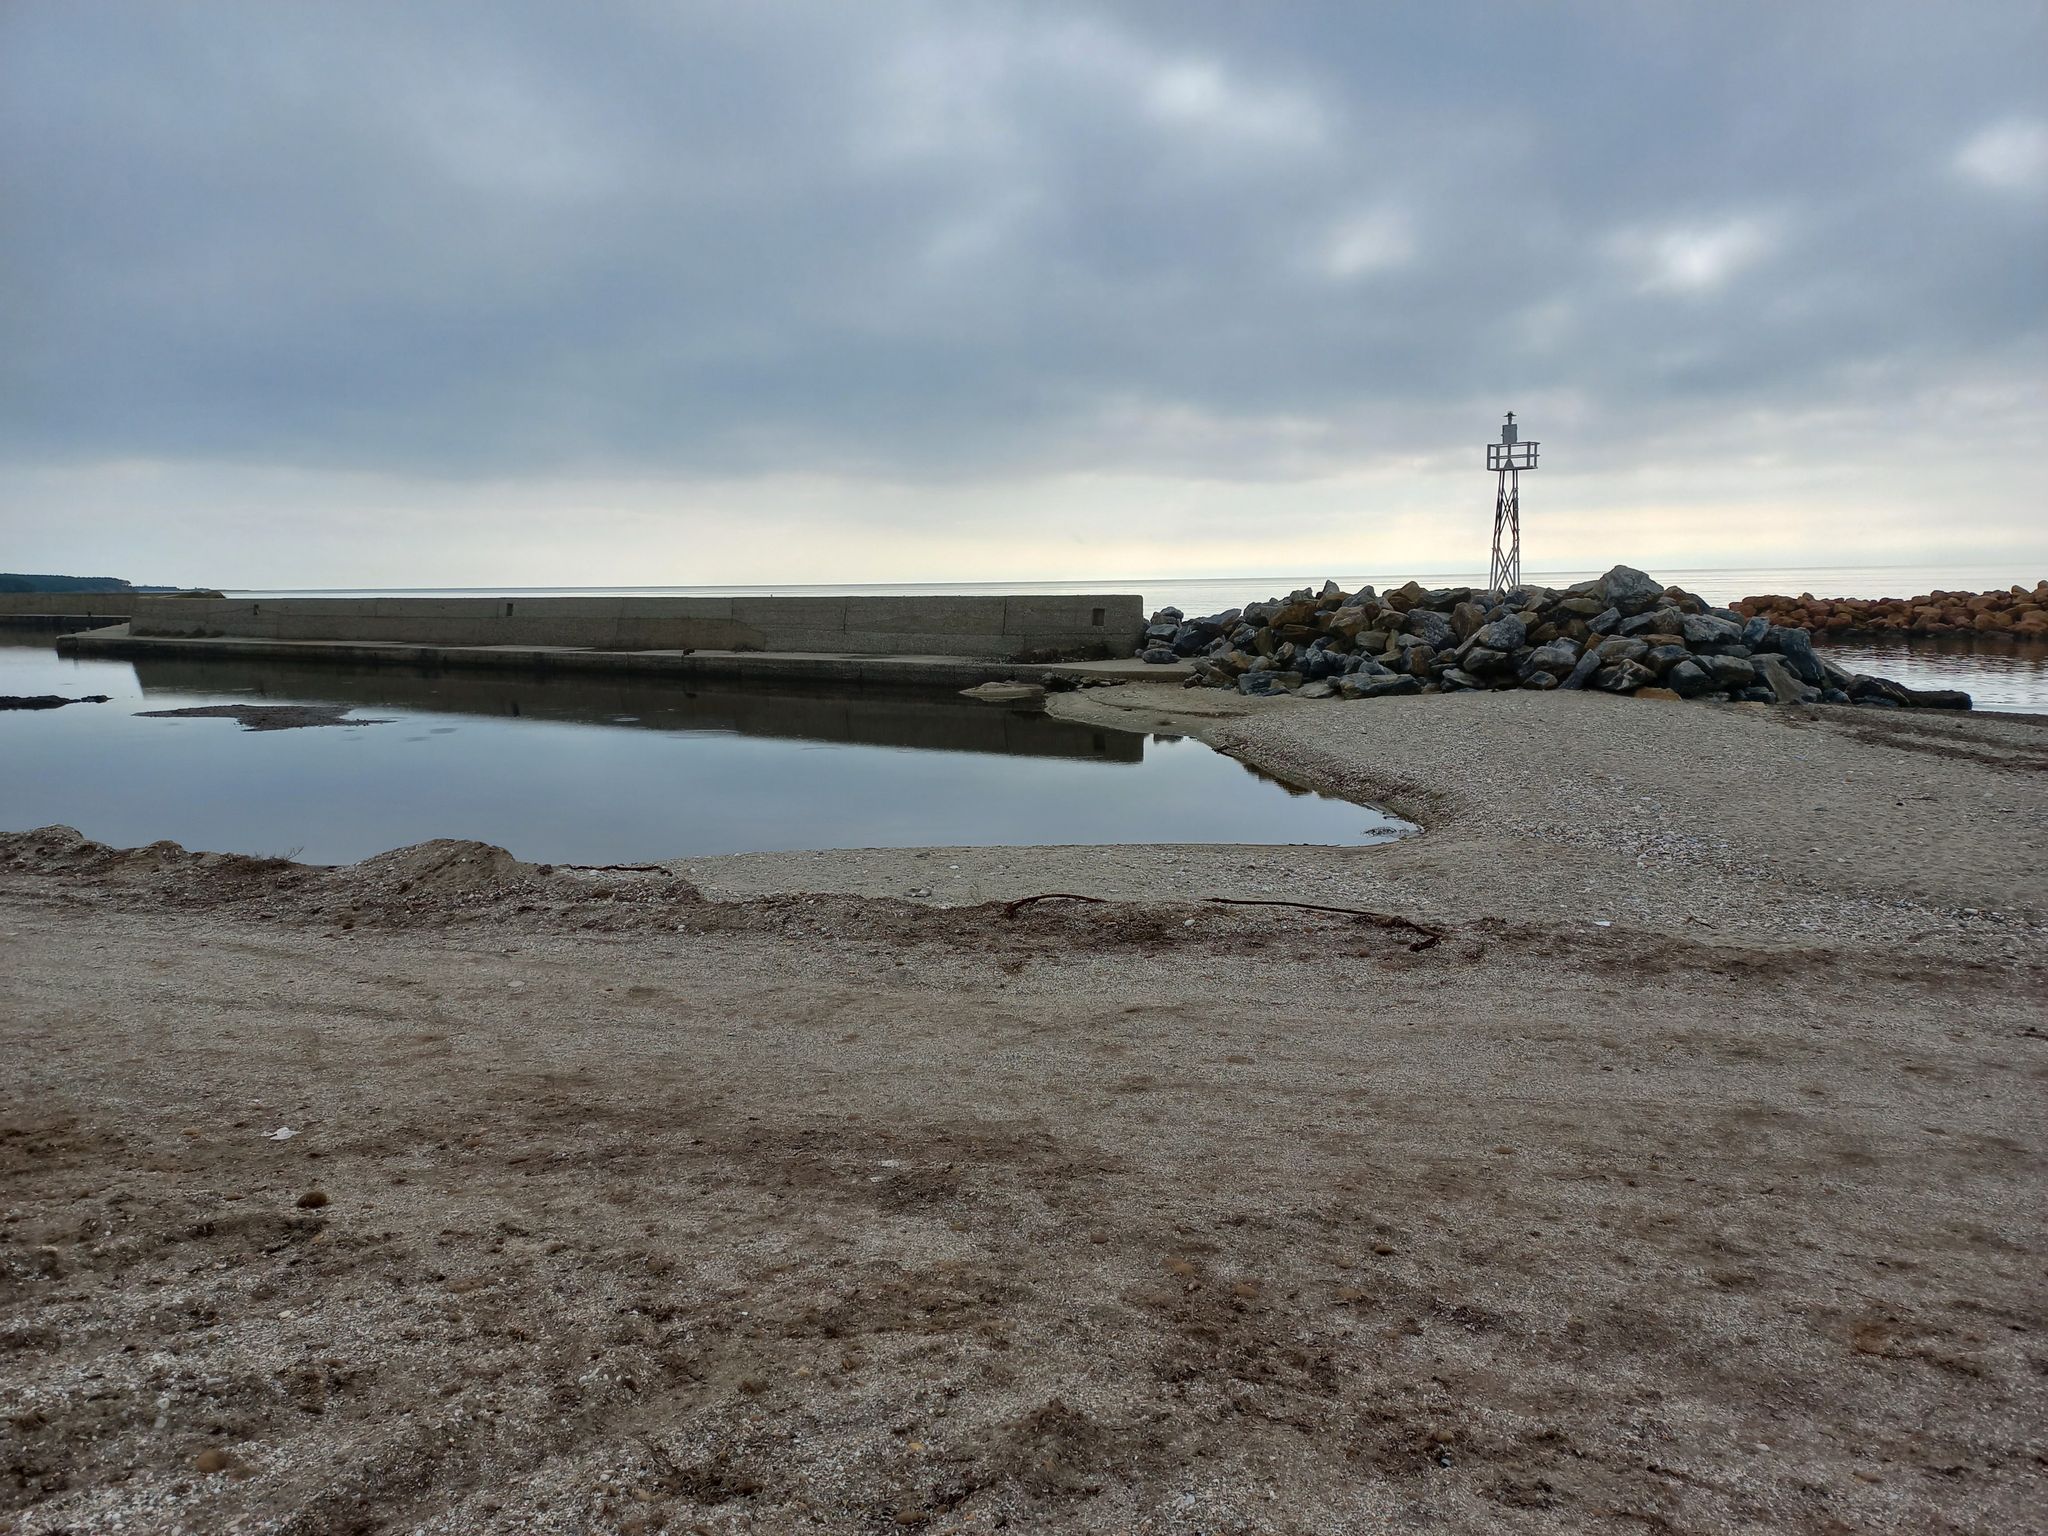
[88,593,1143,658]
[0,594,156,620]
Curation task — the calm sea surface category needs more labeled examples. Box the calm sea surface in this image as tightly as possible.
[234,564,2048,711]
[235,562,2040,615]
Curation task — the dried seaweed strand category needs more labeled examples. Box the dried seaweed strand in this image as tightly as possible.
[1002,892,1111,917]
[1201,896,1444,949]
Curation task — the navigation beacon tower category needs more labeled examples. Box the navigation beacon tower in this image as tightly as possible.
[1485,411,1539,592]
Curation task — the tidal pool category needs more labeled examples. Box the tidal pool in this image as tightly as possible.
[0,640,1411,865]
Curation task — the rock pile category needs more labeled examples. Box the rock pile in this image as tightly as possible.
[1136,565,1970,709]
[1734,582,2048,638]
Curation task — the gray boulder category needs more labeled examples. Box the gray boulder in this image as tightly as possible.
[1239,671,1301,696]
[1521,670,1561,690]
[1680,612,1744,648]
[1337,672,1421,699]
[1774,627,1825,685]
[1297,680,1335,699]
[1847,674,1913,707]
[1595,659,1658,693]
[1140,646,1178,665]
[1461,645,1511,675]
[1755,654,1819,704]
[1559,648,1605,690]
[1520,642,1579,677]
[1599,565,1664,611]
[1665,658,1715,697]
[1595,635,1651,664]
[1902,686,1971,709]
[1404,609,1456,649]
[1588,606,1622,634]
[1701,654,1757,688]
[1642,644,1691,675]
[1475,614,1528,652]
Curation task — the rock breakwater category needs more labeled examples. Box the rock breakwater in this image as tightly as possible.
[1138,565,1970,709]
[1733,582,2048,638]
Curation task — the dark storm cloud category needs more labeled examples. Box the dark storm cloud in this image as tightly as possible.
[2,0,2043,483]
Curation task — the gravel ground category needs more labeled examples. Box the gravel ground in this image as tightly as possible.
[690,686,2048,964]
[2,690,2044,1535]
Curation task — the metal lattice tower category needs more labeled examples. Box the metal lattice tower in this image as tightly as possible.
[1485,411,1539,592]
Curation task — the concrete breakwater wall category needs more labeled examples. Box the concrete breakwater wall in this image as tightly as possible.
[19,593,1144,658]
[0,594,157,621]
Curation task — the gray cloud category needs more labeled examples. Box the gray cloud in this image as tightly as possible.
[2,1,2043,521]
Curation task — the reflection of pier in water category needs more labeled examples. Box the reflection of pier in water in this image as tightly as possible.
[129,658,1145,763]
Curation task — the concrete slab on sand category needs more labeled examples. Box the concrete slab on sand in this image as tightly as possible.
[54,624,1194,687]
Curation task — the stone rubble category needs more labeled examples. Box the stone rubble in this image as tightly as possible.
[1733,581,2048,638]
[1136,564,1972,709]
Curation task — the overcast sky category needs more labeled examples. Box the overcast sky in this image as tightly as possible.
[3,1,2044,588]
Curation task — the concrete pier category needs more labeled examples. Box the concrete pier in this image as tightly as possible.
[15,592,1145,658]
[43,591,1177,689]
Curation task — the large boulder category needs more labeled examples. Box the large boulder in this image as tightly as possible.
[1336,672,1421,700]
[1901,686,1971,710]
[1599,565,1664,612]
[1773,626,1825,685]
[1403,609,1456,650]
[1700,654,1757,688]
[1595,659,1658,693]
[1520,642,1579,678]
[1474,614,1528,652]
[1665,658,1715,697]
[1680,612,1744,648]
[1559,648,1605,690]
[1847,674,1914,707]
[1755,654,1819,705]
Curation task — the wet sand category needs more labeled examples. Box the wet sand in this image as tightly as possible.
[2,690,2044,1534]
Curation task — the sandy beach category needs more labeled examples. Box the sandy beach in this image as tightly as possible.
[3,689,2044,1534]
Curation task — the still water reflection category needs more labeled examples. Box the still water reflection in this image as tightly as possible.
[1,642,1410,864]
[1815,632,2048,714]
